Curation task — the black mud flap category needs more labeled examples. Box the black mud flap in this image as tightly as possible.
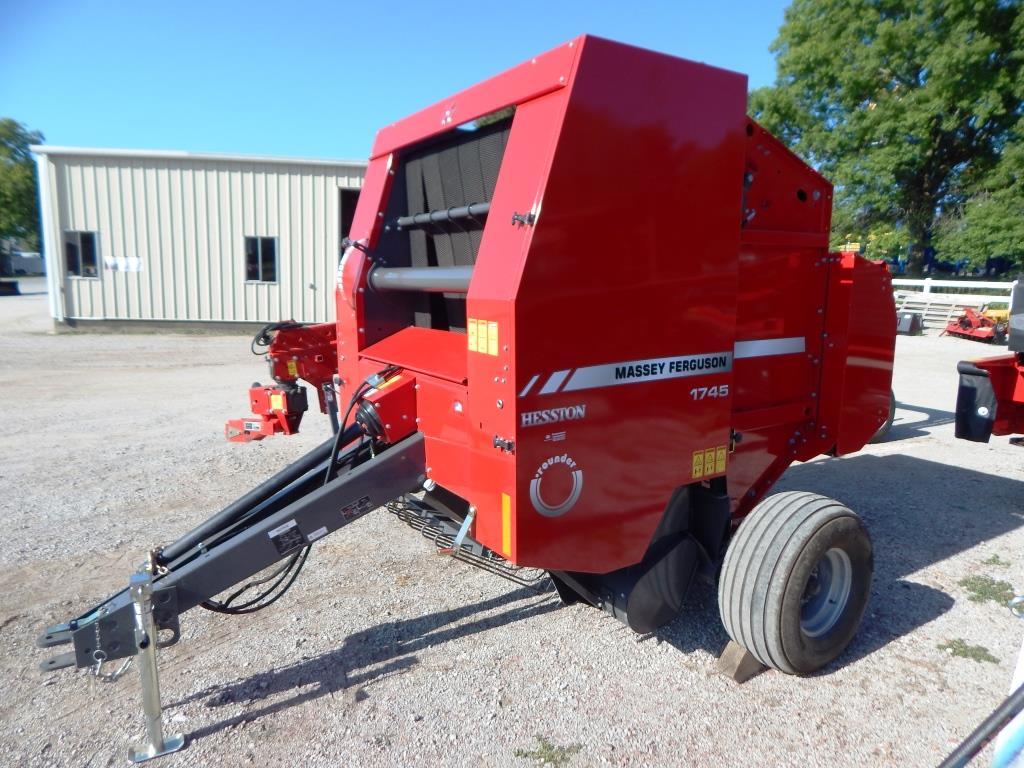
[955,361,998,442]
[549,483,729,634]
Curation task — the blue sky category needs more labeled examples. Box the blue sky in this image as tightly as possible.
[1,1,788,160]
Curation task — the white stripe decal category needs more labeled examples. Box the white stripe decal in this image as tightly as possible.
[520,338,806,398]
[518,374,540,398]
[733,336,805,360]
[562,352,732,393]
[538,369,571,395]
[846,356,893,372]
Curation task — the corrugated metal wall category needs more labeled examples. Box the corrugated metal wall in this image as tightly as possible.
[39,153,364,324]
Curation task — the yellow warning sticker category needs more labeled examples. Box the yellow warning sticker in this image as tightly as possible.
[692,444,729,480]
[270,393,284,412]
[501,492,511,557]
[467,318,499,356]
[691,451,704,479]
[375,374,403,391]
[704,448,716,473]
[487,321,498,356]
[286,360,298,377]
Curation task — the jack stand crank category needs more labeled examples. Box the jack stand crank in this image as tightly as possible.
[128,567,185,763]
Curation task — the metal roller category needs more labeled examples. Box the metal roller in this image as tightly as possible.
[393,202,489,230]
[368,265,473,294]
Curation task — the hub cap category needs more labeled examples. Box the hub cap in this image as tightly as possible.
[800,547,853,638]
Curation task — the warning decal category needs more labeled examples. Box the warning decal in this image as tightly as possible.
[340,495,373,521]
[691,444,728,480]
[267,519,305,556]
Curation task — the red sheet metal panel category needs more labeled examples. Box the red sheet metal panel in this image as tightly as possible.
[836,255,897,454]
[361,326,467,384]
[497,37,748,571]
[371,40,579,159]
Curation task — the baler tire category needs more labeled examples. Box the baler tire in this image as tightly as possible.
[717,491,873,675]
[868,389,896,443]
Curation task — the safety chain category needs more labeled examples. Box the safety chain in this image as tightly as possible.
[91,651,134,683]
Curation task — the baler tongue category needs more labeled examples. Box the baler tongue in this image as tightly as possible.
[37,622,72,649]
[37,623,76,673]
[36,428,426,761]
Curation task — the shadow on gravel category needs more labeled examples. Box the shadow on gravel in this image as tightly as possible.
[656,454,1021,673]
[878,401,956,443]
[170,585,559,744]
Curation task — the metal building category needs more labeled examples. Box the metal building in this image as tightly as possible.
[32,146,365,328]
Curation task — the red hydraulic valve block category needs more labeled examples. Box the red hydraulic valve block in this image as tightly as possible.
[260,322,338,412]
[355,373,418,445]
[225,384,309,443]
[225,322,338,441]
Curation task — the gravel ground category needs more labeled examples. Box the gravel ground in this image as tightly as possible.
[1,278,1022,768]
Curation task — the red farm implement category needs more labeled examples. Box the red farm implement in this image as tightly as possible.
[37,36,895,762]
[944,306,1008,344]
[957,280,1024,446]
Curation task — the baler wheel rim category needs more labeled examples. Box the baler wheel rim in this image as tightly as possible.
[799,547,853,638]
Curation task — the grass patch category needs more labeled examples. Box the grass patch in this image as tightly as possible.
[515,736,583,767]
[959,574,1016,605]
[938,639,999,664]
[982,554,1011,567]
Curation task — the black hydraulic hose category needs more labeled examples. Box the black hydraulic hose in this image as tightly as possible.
[323,422,364,485]
[156,436,335,565]
[250,321,302,356]
[939,682,1024,768]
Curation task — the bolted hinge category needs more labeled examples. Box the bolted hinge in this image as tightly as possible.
[493,436,515,453]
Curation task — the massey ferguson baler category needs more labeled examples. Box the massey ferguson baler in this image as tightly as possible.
[37,36,895,762]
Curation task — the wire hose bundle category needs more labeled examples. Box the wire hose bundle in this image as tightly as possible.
[249,321,303,356]
[201,365,397,616]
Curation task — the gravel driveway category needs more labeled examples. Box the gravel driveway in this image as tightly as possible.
[0,281,1021,767]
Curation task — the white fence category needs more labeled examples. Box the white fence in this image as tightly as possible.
[892,278,1017,330]
[892,278,1016,305]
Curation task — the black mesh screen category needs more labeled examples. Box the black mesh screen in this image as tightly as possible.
[381,119,511,332]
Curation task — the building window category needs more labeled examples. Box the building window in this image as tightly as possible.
[245,237,277,282]
[65,231,99,278]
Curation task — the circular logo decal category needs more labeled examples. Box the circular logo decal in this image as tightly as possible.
[529,453,584,517]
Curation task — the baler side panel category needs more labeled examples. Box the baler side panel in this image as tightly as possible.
[466,89,576,559]
[510,38,748,571]
[336,153,400,401]
[834,255,896,455]
[725,121,834,521]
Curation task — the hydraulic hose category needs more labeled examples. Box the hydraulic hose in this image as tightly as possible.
[156,436,335,565]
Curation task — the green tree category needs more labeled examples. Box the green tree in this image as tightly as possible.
[751,0,1024,272]
[0,118,45,249]
[934,119,1024,269]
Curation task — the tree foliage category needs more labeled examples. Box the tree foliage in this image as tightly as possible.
[0,118,44,249]
[751,0,1024,272]
[934,116,1024,267]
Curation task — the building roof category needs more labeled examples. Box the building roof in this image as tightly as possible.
[30,145,366,170]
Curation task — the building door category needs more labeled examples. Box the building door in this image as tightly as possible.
[339,188,360,243]
[62,231,99,318]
